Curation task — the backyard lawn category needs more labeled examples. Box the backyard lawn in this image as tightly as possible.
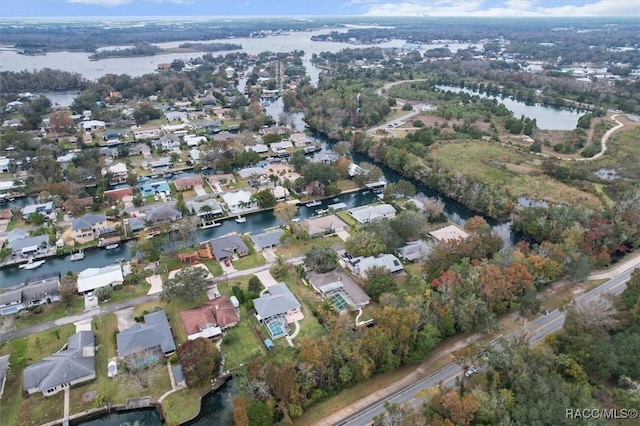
[0,324,75,426]
[275,234,342,258]
[161,384,210,426]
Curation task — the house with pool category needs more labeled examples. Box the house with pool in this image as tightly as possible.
[253,283,303,339]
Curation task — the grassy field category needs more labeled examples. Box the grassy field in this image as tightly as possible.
[161,384,210,426]
[429,140,601,206]
[578,124,640,181]
[12,297,84,328]
[275,235,343,258]
[0,324,76,426]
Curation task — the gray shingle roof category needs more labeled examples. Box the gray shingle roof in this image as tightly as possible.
[116,310,175,357]
[8,234,48,251]
[71,214,106,231]
[253,283,300,320]
[250,229,284,250]
[209,234,248,259]
[23,331,95,393]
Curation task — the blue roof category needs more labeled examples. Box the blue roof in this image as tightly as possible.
[264,339,274,349]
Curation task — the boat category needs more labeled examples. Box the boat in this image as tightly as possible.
[104,243,119,250]
[235,215,247,223]
[18,258,46,270]
[305,200,321,207]
[316,209,328,215]
[69,249,85,261]
[200,221,222,229]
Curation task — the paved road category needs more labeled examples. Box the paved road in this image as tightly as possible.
[0,255,304,343]
[334,264,638,426]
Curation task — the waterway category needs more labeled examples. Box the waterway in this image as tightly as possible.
[436,84,584,130]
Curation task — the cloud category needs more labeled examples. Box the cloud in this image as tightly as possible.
[361,0,639,17]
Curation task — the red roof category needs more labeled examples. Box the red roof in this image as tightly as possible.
[104,187,134,200]
[181,297,239,335]
[0,208,12,220]
[173,176,203,191]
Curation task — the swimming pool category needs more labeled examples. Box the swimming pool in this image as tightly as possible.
[331,293,349,312]
[267,320,286,338]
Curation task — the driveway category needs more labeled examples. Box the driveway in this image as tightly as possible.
[255,270,278,288]
[146,275,164,295]
[336,230,351,242]
[115,307,136,332]
[84,293,98,311]
[261,248,277,263]
[220,260,237,274]
[74,318,93,332]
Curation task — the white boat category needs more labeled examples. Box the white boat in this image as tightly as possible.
[19,258,46,270]
[235,215,247,223]
[69,249,85,261]
[105,243,119,250]
[200,221,222,229]
[305,200,321,207]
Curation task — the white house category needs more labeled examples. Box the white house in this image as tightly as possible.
[348,204,396,224]
[221,190,257,214]
[184,135,207,147]
[79,120,106,134]
[77,264,124,294]
[429,225,470,243]
[346,254,404,279]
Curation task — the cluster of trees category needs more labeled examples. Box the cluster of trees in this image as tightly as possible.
[0,68,84,94]
[377,270,640,425]
[88,43,161,60]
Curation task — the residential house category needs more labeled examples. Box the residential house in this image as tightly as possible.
[250,229,284,251]
[102,129,128,144]
[129,143,152,157]
[126,215,146,233]
[306,270,370,311]
[7,234,49,257]
[429,225,470,243]
[348,204,396,224]
[312,152,340,164]
[253,283,303,339]
[0,272,61,316]
[104,187,134,202]
[237,167,267,180]
[345,254,404,279]
[180,297,240,340]
[173,176,203,191]
[269,141,294,153]
[0,157,11,173]
[221,190,257,214]
[77,264,124,294]
[70,214,109,244]
[139,180,171,197]
[23,331,95,396]
[104,162,128,178]
[301,215,347,238]
[209,234,249,260]
[245,144,269,154]
[396,240,432,262]
[184,135,207,147]
[155,134,181,151]
[79,120,106,134]
[21,201,55,220]
[189,148,201,164]
[272,186,289,201]
[164,111,188,122]
[132,126,162,140]
[290,132,311,147]
[56,152,77,165]
[116,310,176,368]
[186,198,223,217]
[0,354,9,399]
[145,205,182,225]
[148,157,173,173]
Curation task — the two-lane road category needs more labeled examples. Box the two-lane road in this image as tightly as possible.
[334,265,638,426]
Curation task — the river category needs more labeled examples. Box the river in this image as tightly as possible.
[436,84,584,130]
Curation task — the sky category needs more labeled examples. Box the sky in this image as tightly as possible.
[0,0,638,18]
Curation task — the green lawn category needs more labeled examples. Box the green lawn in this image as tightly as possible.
[161,385,210,426]
[232,236,266,270]
[221,311,266,369]
[204,260,223,276]
[12,297,84,328]
[0,324,75,426]
[275,235,342,258]
[133,296,208,346]
[336,210,359,227]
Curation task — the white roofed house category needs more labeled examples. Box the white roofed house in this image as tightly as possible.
[187,198,223,218]
[77,263,124,294]
[429,225,470,243]
[104,162,128,178]
[346,254,404,279]
[245,144,269,154]
[21,201,55,220]
[132,126,162,140]
[79,120,106,134]
[148,157,173,173]
[348,204,396,224]
[221,190,257,214]
[183,134,207,147]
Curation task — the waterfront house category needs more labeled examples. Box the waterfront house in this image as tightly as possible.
[0,272,61,316]
[7,234,49,257]
[0,157,11,173]
[345,254,404,279]
[269,140,294,153]
[396,240,432,262]
[209,234,249,260]
[221,190,257,214]
[186,198,223,217]
[21,201,55,220]
[145,205,182,225]
[70,213,108,244]
[173,176,203,191]
[139,180,171,197]
[429,224,470,243]
[180,297,240,340]
[250,229,284,251]
[23,331,95,396]
[77,263,124,294]
[306,270,370,311]
[253,283,303,339]
[237,167,267,180]
[104,187,134,202]
[348,204,396,224]
[116,310,175,368]
[290,132,311,147]
[301,215,348,238]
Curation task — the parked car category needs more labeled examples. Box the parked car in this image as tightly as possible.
[87,292,94,301]
[224,259,231,267]
[465,368,478,377]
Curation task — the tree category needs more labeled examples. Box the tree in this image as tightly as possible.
[395,179,416,197]
[134,235,166,262]
[248,275,263,293]
[345,230,385,257]
[274,203,297,224]
[353,162,383,186]
[304,247,338,273]
[253,189,277,209]
[94,285,112,302]
[177,337,218,387]
[48,110,74,133]
[160,266,209,302]
[27,212,46,225]
[302,162,338,185]
[59,274,77,309]
[364,266,397,301]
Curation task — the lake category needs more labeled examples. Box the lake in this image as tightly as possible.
[436,84,584,130]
